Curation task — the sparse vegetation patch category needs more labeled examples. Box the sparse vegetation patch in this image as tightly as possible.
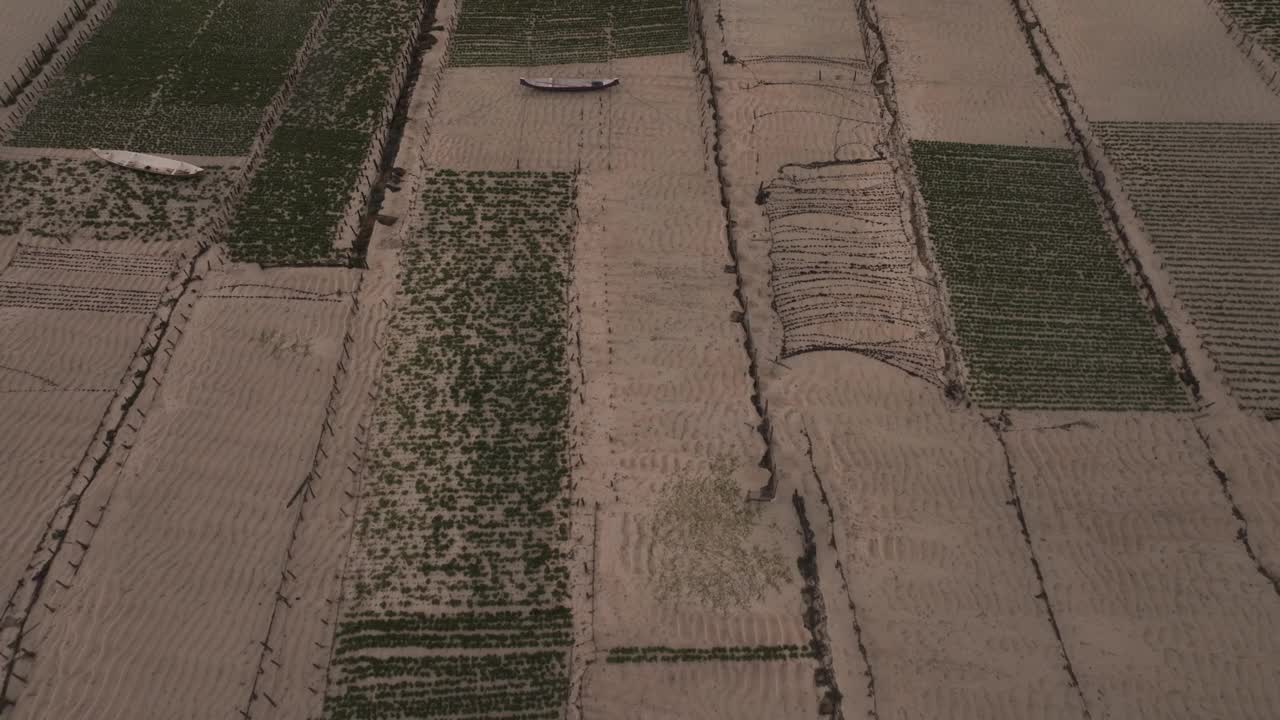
[0,157,235,243]
[651,456,790,609]
[325,170,575,720]
[606,645,814,663]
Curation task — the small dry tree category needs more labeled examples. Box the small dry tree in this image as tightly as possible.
[652,455,789,610]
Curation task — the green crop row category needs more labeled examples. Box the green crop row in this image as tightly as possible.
[450,0,688,66]
[8,0,326,154]
[323,170,576,720]
[326,652,567,720]
[1093,121,1280,411]
[911,140,1187,410]
[606,644,814,663]
[226,0,423,265]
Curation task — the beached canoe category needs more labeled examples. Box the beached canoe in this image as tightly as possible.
[520,77,619,92]
[90,148,204,177]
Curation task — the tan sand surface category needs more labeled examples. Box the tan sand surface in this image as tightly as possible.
[9,269,354,720]
[1031,0,1280,122]
[1005,412,1280,718]
[418,37,818,714]
[244,175,409,720]
[788,356,1084,718]
[0,0,77,82]
[719,0,866,64]
[0,391,111,602]
[582,658,818,718]
[1195,411,1280,589]
[875,0,1068,145]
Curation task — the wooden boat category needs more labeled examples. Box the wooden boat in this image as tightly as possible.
[90,148,204,177]
[520,77,619,92]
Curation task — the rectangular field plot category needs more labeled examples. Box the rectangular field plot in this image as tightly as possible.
[911,141,1186,409]
[6,0,325,154]
[450,0,688,66]
[8,288,351,720]
[1095,122,1280,410]
[325,171,575,720]
[227,0,423,265]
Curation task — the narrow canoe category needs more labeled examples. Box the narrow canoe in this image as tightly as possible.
[90,148,204,177]
[520,77,619,92]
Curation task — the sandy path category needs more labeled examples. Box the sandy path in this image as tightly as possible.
[875,0,1067,146]
[8,269,354,720]
[1005,413,1280,718]
[1030,0,1280,121]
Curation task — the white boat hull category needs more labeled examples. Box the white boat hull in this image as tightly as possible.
[520,77,619,92]
[90,148,204,177]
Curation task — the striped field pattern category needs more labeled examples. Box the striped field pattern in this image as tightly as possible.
[1218,0,1280,58]
[1095,121,1280,410]
[912,140,1187,410]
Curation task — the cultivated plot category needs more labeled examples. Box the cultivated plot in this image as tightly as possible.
[1219,0,1280,59]
[229,0,425,266]
[326,171,575,720]
[7,0,327,154]
[450,0,688,66]
[1094,121,1280,410]
[911,140,1186,410]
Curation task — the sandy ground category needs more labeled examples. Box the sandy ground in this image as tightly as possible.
[414,46,821,717]
[1031,0,1280,121]
[0,0,77,84]
[8,267,357,720]
[875,0,1068,146]
[1005,413,1280,718]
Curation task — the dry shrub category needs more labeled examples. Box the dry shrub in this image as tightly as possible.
[652,455,789,610]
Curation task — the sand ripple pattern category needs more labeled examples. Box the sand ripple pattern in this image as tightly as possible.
[1007,415,1280,719]
[9,290,349,720]
[1095,122,1280,410]
[765,161,941,382]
